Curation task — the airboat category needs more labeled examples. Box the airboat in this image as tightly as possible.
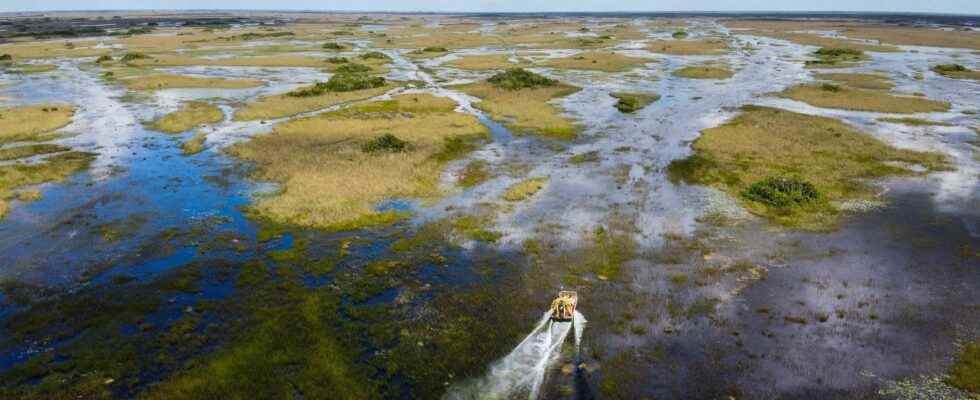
[549,291,577,322]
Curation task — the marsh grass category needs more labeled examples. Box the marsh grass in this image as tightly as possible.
[0,151,95,220]
[228,94,489,229]
[932,64,980,80]
[121,73,264,90]
[668,105,947,229]
[0,104,74,144]
[150,102,224,134]
[457,159,491,187]
[321,42,347,50]
[128,54,329,68]
[7,64,57,73]
[502,177,549,202]
[673,65,734,79]
[814,72,895,90]
[778,84,950,113]
[446,54,525,70]
[181,132,208,155]
[647,39,729,55]
[610,92,661,113]
[877,117,953,127]
[459,81,580,139]
[234,83,395,121]
[542,51,650,72]
[946,341,980,394]
[0,144,69,161]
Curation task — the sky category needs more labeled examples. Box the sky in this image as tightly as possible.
[3,0,980,14]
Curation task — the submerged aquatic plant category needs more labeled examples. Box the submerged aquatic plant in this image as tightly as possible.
[361,134,409,153]
[743,177,819,208]
[487,68,556,90]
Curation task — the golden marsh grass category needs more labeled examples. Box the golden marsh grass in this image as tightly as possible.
[149,102,224,134]
[502,177,549,202]
[447,54,527,70]
[669,105,947,229]
[813,72,895,90]
[542,51,650,72]
[673,65,734,79]
[121,73,264,90]
[646,39,729,55]
[457,82,581,139]
[0,152,95,220]
[228,94,489,229]
[233,84,395,121]
[0,104,74,144]
[777,84,950,113]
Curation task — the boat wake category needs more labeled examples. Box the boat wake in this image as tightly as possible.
[444,311,586,400]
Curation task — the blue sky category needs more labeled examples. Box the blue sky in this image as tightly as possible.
[4,0,980,14]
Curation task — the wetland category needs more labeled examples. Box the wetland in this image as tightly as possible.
[0,10,977,400]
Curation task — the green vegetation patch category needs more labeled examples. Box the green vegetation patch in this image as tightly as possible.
[457,159,491,187]
[287,73,385,96]
[0,144,69,161]
[181,132,208,155]
[672,31,689,39]
[487,68,557,90]
[610,92,660,113]
[668,105,947,229]
[744,177,819,208]
[361,133,409,153]
[946,341,980,394]
[333,62,372,74]
[502,176,549,202]
[805,47,869,68]
[673,65,733,79]
[359,51,392,61]
[322,42,347,50]
[931,64,980,80]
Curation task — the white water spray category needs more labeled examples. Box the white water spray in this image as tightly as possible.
[444,311,586,400]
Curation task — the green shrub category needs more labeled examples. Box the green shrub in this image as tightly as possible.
[322,42,346,50]
[820,83,841,92]
[933,64,967,72]
[333,63,372,73]
[610,92,660,113]
[287,74,386,97]
[325,57,349,64]
[362,134,408,153]
[672,31,688,39]
[120,52,149,62]
[95,55,113,63]
[814,47,864,57]
[743,177,819,207]
[0,54,12,61]
[422,46,448,52]
[487,68,557,90]
[359,51,391,61]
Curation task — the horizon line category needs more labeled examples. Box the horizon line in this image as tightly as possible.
[1,9,978,17]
